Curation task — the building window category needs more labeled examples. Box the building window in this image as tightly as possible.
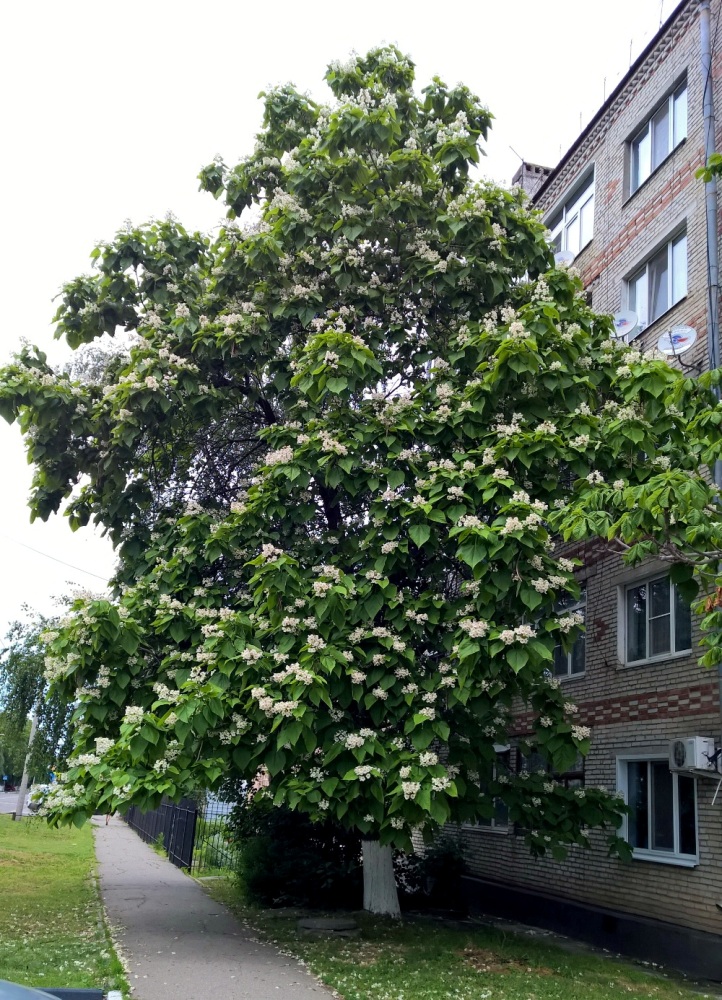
[519,749,585,788]
[624,574,692,664]
[631,82,687,193]
[553,589,586,678]
[627,232,687,332]
[617,756,697,864]
[478,746,511,831]
[547,170,594,257]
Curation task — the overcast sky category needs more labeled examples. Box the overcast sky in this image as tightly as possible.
[0,0,675,636]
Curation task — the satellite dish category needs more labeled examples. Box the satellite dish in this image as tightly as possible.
[554,249,575,266]
[612,310,638,341]
[657,325,698,356]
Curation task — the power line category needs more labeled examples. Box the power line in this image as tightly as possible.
[1,535,110,582]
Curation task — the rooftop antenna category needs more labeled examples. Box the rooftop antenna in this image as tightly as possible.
[659,0,665,27]
[629,37,633,67]
[509,145,524,164]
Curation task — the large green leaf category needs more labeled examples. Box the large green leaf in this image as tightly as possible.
[408,523,431,548]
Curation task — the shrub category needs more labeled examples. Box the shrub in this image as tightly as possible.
[227,796,362,909]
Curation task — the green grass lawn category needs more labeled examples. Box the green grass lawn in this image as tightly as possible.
[205,878,714,1000]
[0,815,127,993]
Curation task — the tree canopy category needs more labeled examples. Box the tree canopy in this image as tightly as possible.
[3,46,722,912]
[0,614,74,779]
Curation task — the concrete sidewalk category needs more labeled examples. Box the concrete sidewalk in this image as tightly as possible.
[92,816,332,1000]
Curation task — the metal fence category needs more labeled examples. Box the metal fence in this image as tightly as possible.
[125,794,240,874]
[189,793,240,874]
[125,797,198,869]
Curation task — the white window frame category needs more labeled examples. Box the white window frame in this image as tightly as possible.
[616,753,698,866]
[552,589,586,679]
[617,572,692,667]
[626,230,687,334]
[474,744,511,833]
[547,169,595,258]
[630,80,688,194]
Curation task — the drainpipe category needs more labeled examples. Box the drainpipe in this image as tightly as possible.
[701,0,722,751]
[702,0,720,378]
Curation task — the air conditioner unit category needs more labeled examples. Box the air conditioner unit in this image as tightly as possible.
[669,737,717,771]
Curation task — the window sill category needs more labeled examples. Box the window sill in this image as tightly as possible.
[620,648,693,669]
[555,671,586,682]
[631,848,698,868]
[463,824,510,835]
[623,137,687,207]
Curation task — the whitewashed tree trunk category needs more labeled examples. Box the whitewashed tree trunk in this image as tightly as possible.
[362,840,401,917]
[14,709,38,821]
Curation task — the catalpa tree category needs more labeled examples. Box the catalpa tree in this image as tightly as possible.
[2,47,721,915]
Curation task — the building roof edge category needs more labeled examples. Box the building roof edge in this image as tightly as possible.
[532,0,693,205]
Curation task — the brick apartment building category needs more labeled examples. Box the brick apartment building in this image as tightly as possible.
[457,0,722,977]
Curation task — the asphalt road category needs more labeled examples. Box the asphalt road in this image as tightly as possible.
[0,790,28,815]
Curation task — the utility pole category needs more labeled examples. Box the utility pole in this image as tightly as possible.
[13,709,38,821]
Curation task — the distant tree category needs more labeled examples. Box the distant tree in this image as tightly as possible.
[3,47,722,915]
[0,615,74,777]
[0,711,31,779]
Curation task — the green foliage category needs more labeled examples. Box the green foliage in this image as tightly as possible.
[3,46,722,873]
[696,150,722,183]
[229,797,362,908]
[0,614,74,778]
[0,711,31,778]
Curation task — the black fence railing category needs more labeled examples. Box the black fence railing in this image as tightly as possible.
[125,794,240,874]
[125,797,198,869]
[190,795,240,874]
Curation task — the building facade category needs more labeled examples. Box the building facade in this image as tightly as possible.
[459,0,722,978]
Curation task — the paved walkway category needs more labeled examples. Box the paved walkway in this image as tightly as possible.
[92,816,332,1000]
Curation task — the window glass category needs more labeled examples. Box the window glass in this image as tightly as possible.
[672,234,688,302]
[553,590,586,676]
[674,586,692,651]
[630,270,648,330]
[648,577,671,657]
[649,245,670,322]
[628,233,686,333]
[547,172,594,256]
[553,644,568,676]
[571,633,586,675]
[673,85,688,146]
[633,127,652,191]
[565,214,580,256]
[580,197,594,247]
[625,575,692,663]
[651,761,674,851]
[626,584,647,662]
[678,774,696,856]
[627,760,648,849]
[630,83,686,193]
[649,613,671,657]
[649,576,670,618]
[478,748,510,830]
[652,102,670,168]
[621,758,697,860]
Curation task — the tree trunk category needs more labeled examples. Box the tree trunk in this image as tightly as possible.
[362,840,401,917]
[14,709,38,821]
